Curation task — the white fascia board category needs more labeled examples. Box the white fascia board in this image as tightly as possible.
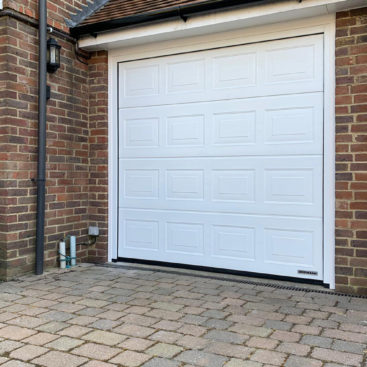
[78,0,365,50]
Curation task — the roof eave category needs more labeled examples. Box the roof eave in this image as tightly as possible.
[70,0,275,37]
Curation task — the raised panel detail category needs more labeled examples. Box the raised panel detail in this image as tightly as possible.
[167,115,204,146]
[265,229,313,266]
[212,170,255,202]
[125,220,159,250]
[213,53,256,89]
[124,170,159,199]
[213,111,256,145]
[124,65,159,97]
[265,107,314,144]
[166,222,204,254]
[167,60,205,93]
[212,225,255,260]
[166,170,204,200]
[265,170,313,204]
[265,45,316,84]
[124,118,159,147]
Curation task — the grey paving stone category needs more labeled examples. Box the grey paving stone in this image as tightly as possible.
[176,350,228,367]
[300,335,333,348]
[285,355,323,367]
[265,320,292,331]
[332,339,365,354]
[204,330,247,344]
[40,311,73,322]
[142,357,181,367]
[203,318,233,329]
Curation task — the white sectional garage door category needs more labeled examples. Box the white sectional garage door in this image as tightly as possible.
[117,34,324,280]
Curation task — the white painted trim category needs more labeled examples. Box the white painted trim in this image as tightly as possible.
[108,14,336,287]
[323,16,336,289]
[80,0,363,51]
[108,55,118,261]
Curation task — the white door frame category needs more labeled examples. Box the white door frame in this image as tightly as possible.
[108,14,336,288]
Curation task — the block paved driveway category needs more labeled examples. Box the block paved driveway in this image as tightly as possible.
[0,263,366,367]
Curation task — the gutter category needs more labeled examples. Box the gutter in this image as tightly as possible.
[35,0,47,275]
[71,0,273,37]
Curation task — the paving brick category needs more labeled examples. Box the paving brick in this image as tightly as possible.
[82,362,117,367]
[311,347,363,366]
[285,355,323,367]
[300,335,333,348]
[45,336,84,351]
[149,331,182,344]
[1,361,35,367]
[82,330,126,345]
[76,299,110,308]
[276,342,310,356]
[0,326,36,341]
[146,343,182,358]
[176,350,228,367]
[204,341,253,359]
[8,316,47,329]
[229,324,271,337]
[291,325,321,335]
[71,343,120,360]
[179,315,208,325]
[332,339,365,354]
[120,314,158,327]
[150,303,183,312]
[40,312,73,322]
[32,350,87,367]
[251,350,287,366]
[9,345,48,361]
[247,336,279,349]
[177,324,207,337]
[114,324,156,338]
[58,326,92,338]
[204,330,247,344]
[270,330,301,342]
[323,328,367,343]
[119,337,155,351]
[264,320,292,331]
[109,350,151,366]
[68,316,98,326]
[90,319,121,330]
[225,360,262,367]
[176,335,210,349]
[141,357,181,367]
[145,309,183,321]
[36,322,68,333]
[153,320,182,331]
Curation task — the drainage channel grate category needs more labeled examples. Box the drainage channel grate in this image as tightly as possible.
[96,263,367,299]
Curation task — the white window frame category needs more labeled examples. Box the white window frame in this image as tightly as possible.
[108,14,336,288]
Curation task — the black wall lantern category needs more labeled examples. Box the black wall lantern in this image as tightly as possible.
[47,38,61,73]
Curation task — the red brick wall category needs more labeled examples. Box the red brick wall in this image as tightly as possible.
[88,50,109,264]
[3,0,88,33]
[0,4,108,279]
[335,7,367,295]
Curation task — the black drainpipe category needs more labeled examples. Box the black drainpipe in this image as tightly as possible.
[35,0,47,275]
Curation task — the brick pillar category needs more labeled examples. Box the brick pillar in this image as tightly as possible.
[335,7,367,294]
[88,51,109,263]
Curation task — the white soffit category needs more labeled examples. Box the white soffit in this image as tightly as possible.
[78,0,365,50]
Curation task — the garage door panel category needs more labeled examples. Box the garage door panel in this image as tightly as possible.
[119,93,323,158]
[119,156,322,217]
[119,34,323,108]
[119,209,323,279]
[118,34,324,280]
